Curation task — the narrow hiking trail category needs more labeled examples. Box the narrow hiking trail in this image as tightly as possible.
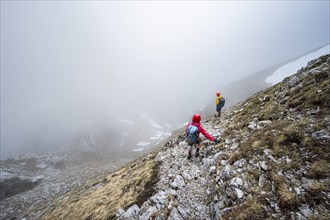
[117,117,225,220]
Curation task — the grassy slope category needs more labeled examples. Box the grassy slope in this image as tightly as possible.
[218,55,330,219]
[28,150,159,220]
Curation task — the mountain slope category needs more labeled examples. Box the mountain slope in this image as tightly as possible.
[22,54,329,219]
[203,44,330,118]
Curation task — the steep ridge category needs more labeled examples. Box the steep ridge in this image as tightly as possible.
[22,55,329,219]
[203,44,329,118]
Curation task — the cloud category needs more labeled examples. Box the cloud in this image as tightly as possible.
[1,1,329,158]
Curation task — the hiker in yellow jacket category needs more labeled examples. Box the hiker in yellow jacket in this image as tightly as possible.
[216,91,225,118]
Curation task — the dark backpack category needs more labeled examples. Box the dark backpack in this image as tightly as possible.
[219,97,225,108]
[186,124,199,146]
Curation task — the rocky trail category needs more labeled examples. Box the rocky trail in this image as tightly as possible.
[116,121,224,220]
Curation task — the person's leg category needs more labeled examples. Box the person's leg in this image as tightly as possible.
[216,105,221,117]
[195,145,200,157]
[195,138,202,157]
[187,145,192,159]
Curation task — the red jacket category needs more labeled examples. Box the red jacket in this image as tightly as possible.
[185,122,215,141]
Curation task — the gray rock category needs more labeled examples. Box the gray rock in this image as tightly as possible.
[182,171,192,181]
[263,148,272,155]
[154,214,166,220]
[233,159,246,168]
[155,152,166,162]
[119,204,140,220]
[200,178,207,186]
[324,116,330,127]
[168,207,183,220]
[223,165,234,178]
[312,130,330,141]
[209,166,216,175]
[263,95,271,101]
[288,76,301,87]
[139,206,157,220]
[295,212,307,220]
[258,174,265,188]
[171,175,185,189]
[248,121,257,130]
[260,161,268,171]
[166,189,177,196]
[310,107,321,115]
[202,158,215,169]
[230,143,239,150]
[286,157,292,163]
[213,152,222,162]
[220,160,227,166]
[116,208,125,218]
[150,191,167,205]
[225,139,233,145]
[299,204,313,218]
[266,198,281,212]
[267,154,279,163]
[234,188,244,199]
[229,177,244,188]
[258,120,272,128]
[177,206,187,217]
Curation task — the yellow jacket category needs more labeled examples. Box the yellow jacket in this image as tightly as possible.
[216,96,222,105]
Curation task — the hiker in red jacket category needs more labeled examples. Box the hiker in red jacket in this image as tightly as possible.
[185,113,220,159]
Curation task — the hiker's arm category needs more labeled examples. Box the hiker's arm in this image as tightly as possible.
[185,124,189,138]
[199,126,215,141]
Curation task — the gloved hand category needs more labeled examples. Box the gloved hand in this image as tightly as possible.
[214,139,220,144]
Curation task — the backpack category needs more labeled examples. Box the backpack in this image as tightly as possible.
[219,97,225,108]
[186,124,199,146]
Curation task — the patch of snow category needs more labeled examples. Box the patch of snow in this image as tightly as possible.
[149,130,171,140]
[150,135,162,140]
[148,120,163,129]
[137,111,163,129]
[266,44,330,85]
[132,148,144,152]
[0,169,15,179]
[136,142,151,147]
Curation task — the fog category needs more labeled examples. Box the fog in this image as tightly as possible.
[1,1,329,159]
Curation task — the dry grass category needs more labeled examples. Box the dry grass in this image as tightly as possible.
[276,183,298,209]
[307,160,330,179]
[39,152,160,220]
[270,173,300,211]
[222,197,268,220]
[228,151,241,165]
[306,180,329,195]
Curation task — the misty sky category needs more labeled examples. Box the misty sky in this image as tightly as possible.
[1,1,329,158]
